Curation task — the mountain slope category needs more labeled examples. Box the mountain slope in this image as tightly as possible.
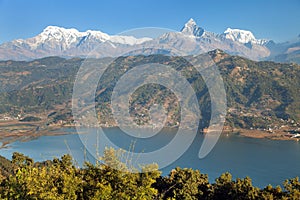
[0,51,299,131]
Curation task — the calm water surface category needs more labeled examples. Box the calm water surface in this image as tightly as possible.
[0,127,299,188]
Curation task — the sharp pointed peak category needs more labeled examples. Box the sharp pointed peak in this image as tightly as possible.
[186,18,196,25]
[181,18,204,37]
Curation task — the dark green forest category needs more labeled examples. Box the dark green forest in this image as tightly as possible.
[0,149,299,200]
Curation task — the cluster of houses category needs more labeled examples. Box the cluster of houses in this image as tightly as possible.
[0,114,22,121]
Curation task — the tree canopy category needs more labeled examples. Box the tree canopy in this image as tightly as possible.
[0,149,299,199]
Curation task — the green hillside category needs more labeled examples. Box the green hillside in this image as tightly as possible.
[0,51,299,131]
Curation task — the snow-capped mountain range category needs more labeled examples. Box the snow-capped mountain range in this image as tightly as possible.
[0,18,298,62]
[31,25,152,48]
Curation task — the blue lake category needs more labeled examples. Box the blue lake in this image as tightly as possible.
[0,127,299,188]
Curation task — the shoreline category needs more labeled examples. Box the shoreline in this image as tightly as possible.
[235,128,300,141]
[0,120,299,148]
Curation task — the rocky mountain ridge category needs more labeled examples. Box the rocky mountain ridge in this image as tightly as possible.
[2,18,297,62]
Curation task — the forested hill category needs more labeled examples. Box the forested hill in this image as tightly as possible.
[0,50,299,130]
[0,150,300,199]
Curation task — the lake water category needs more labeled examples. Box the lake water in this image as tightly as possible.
[0,127,299,188]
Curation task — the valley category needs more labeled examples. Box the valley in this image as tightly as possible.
[0,50,299,145]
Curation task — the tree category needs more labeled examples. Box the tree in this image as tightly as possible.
[259,184,287,200]
[212,173,259,200]
[80,147,161,200]
[154,167,211,199]
[12,152,33,167]
[2,154,81,200]
[284,177,300,200]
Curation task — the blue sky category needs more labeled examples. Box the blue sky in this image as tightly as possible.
[0,0,299,43]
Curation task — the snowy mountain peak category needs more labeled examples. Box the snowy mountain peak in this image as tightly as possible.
[181,18,205,37]
[43,25,76,32]
[185,18,197,27]
[39,26,85,43]
[37,26,151,45]
[41,26,84,37]
[223,28,256,43]
[223,28,268,45]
